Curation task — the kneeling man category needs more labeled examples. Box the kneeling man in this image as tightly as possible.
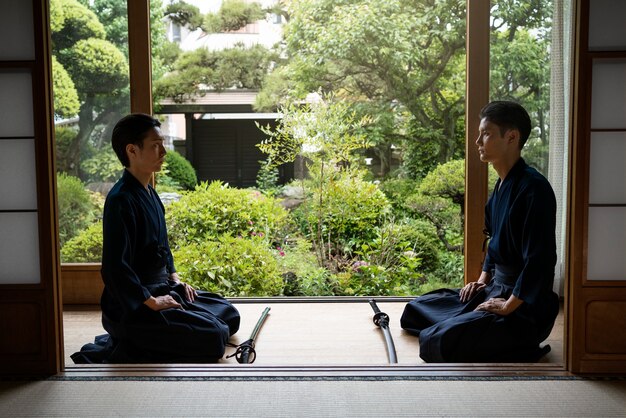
[73,114,240,363]
[401,101,559,362]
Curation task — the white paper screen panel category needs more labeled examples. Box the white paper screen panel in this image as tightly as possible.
[0,139,38,210]
[589,0,626,51]
[0,0,35,60]
[591,61,626,130]
[589,132,626,204]
[0,71,34,137]
[0,212,40,284]
[587,207,626,281]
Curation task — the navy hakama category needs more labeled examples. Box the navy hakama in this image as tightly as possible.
[401,159,559,362]
[72,170,240,364]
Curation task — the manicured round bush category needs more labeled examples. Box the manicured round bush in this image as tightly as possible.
[173,235,284,296]
[166,181,291,248]
[164,150,197,190]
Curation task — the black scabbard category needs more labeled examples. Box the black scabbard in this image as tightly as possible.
[228,306,271,364]
[369,299,398,364]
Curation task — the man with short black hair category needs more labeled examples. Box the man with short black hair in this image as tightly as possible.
[401,101,559,362]
[73,113,240,363]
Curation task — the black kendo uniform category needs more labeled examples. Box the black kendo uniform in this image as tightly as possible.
[72,170,240,363]
[401,158,559,362]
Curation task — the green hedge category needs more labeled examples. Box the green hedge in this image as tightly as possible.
[294,175,391,245]
[60,221,102,263]
[166,181,291,248]
[164,150,197,190]
[57,172,99,247]
[173,235,284,296]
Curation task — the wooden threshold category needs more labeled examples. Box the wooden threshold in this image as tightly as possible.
[62,297,566,378]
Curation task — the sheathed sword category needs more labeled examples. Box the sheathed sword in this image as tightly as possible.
[227,306,271,364]
[368,299,398,364]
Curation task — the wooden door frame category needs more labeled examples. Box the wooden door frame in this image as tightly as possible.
[566,0,626,374]
[49,0,626,376]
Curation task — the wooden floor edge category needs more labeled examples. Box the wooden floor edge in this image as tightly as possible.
[56,363,572,379]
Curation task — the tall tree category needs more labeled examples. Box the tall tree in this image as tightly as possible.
[51,0,169,178]
[259,0,467,177]
[258,0,552,178]
[155,0,275,102]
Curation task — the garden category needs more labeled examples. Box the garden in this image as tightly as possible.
[53,0,552,297]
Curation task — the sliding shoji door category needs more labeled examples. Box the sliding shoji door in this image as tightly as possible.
[569,0,626,373]
[0,0,62,375]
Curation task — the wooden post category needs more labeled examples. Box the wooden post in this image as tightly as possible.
[464,0,490,283]
[127,0,153,115]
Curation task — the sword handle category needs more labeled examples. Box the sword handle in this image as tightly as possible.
[369,299,389,327]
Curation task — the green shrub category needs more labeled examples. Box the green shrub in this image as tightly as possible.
[80,148,123,183]
[163,150,197,190]
[57,172,99,247]
[55,127,78,174]
[275,238,337,296]
[432,250,464,288]
[335,261,417,297]
[384,218,441,273]
[60,221,102,263]
[173,235,283,296]
[378,177,419,214]
[294,175,391,246]
[256,158,280,195]
[340,221,425,296]
[166,181,291,248]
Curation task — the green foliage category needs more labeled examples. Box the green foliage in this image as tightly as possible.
[255,158,280,195]
[275,238,338,296]
[55,127,79,173]
[60,221,103,263]
[56,173,100,247]
[80,148,123,183]
[339,222,424,296]
[378,177,419,214]
[165,0,264,33]
[51,0,106,51]
[258,96,374,168]
[431,250,464,288]
[418,159,465,206]
[51,56,80,118]
[205,0,265,32]
[59,38,128,96]
[166,181,291,248]
[155,44,276,102]
[271,0,467,176]
[165,1,203,30]
[294,171,391,248]
[405,191,462,253]
[163,150,197,190]
[173,235,284,297]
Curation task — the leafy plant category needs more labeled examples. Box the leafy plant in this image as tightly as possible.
[56,172,100,247]
[80,148,123,183]
[166,181,291,248]
[173,235,284,297]
[60,221,103,263]
[163,150,197,190]
[293,169,391,268]
[273,238,338,296]
[255,158,280,195]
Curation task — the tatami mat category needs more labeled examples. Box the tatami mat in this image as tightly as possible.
[1,379,624,417]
